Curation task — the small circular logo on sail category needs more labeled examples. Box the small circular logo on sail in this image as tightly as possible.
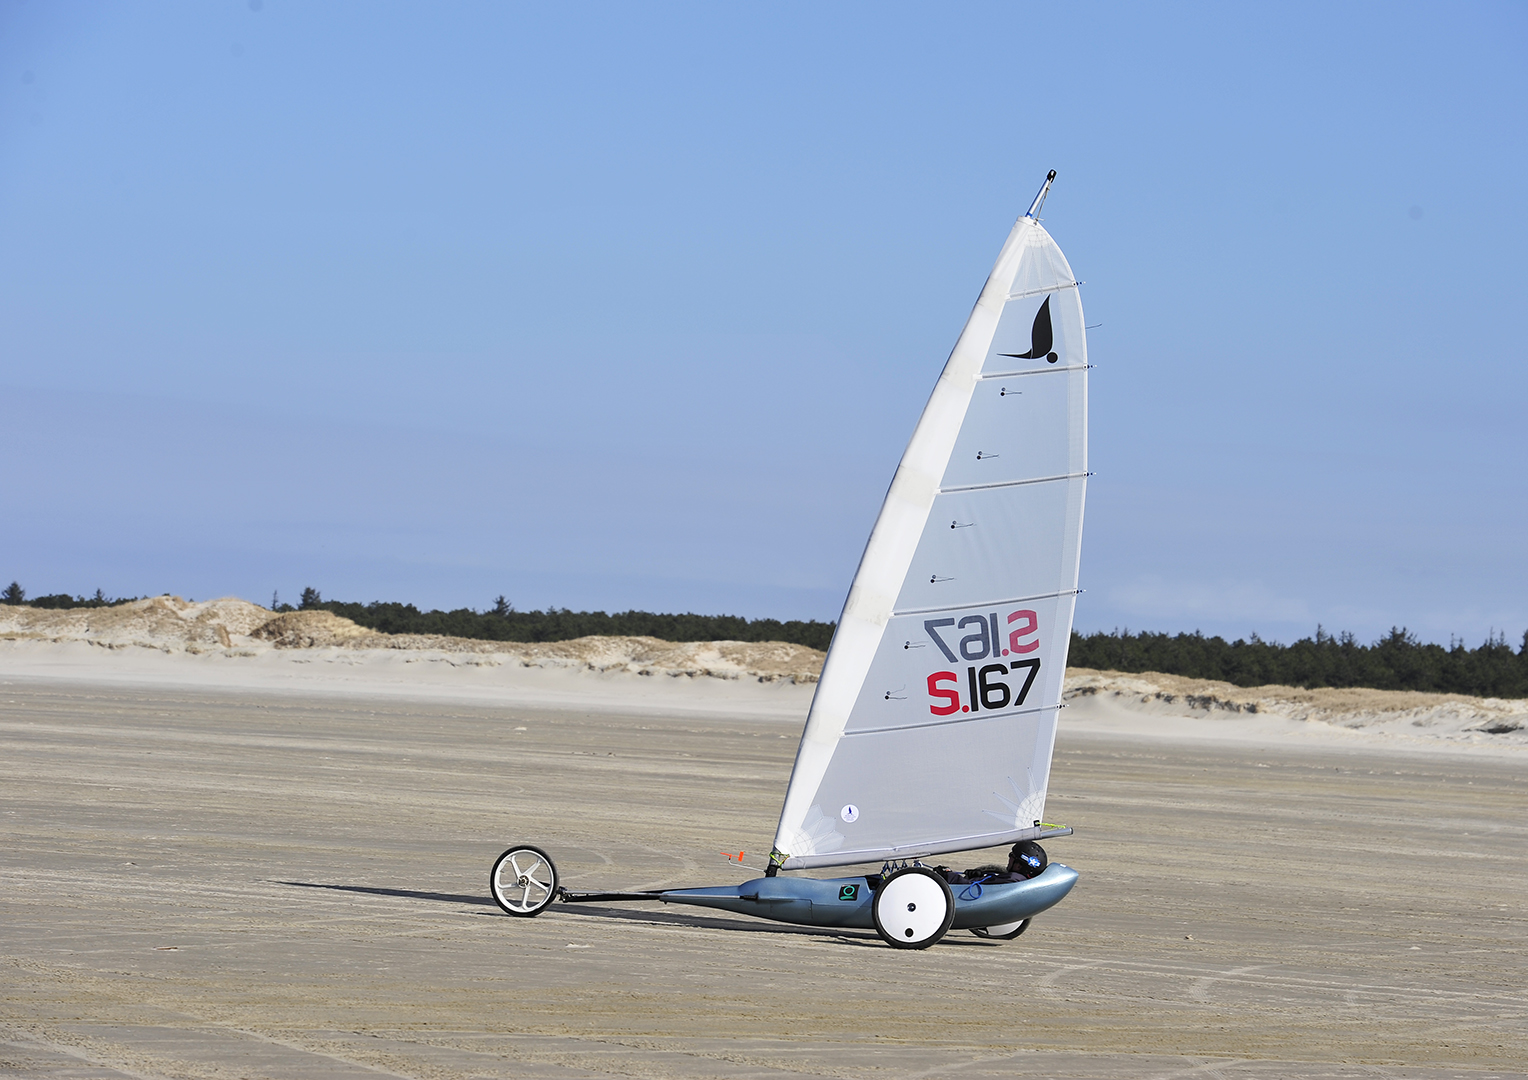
[840,804,859,823]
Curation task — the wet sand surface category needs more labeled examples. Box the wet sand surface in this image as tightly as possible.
[2,679,1525,1079]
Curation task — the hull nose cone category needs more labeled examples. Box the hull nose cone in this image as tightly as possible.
[1037,863,1079,905]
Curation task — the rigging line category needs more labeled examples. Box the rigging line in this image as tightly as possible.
[939,471,1091,496]
[978,363,1090,380]
[894,589,1081,618]
[1006,280,1081,302]
[845,703,1061,737]
[959,876,995,901]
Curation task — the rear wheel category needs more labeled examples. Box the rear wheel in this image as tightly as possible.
[970,917,1031,941]
[490,845,559,917]
[872,866,954,949]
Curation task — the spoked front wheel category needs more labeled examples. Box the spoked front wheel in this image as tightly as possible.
[970,918,1031,941]
[490,845,559,917]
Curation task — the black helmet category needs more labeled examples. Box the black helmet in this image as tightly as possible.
[1008,840,1047,879]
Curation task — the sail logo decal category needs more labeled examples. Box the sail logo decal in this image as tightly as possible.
[923,609,1042,716]
[838,884,860,902]
[999,295,1060,364]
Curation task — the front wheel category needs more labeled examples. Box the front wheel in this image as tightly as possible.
[970,918,1031,941]
[872,866,954,949]
[490,845,559,917]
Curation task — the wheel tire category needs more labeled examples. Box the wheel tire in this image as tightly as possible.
[970,918,1032,941]
[490,845,559,917]
[872,866,955,949]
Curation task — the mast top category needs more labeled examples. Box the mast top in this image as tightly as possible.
[1024,169,1057,220]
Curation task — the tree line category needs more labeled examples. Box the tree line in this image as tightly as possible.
[1067,625,1528,698]
[1,583,131,609]
[295,589,838,652]
[0,581,836,649]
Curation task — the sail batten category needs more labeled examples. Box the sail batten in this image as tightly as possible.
[939,470,1090,495]
[979,364,1090,380]
[771,199,1087,873]
[1006,281,1081,302]
[845,703,1061,738]
[892,588,1081,619]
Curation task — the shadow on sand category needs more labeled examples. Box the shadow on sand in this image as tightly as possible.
[275,880,496,907]
[272,879,1003,946]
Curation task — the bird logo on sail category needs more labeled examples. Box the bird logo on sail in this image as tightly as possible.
[1000,295,1059,364]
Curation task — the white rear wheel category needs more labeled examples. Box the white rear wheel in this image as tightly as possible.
[490,845,559,917]
[970,917,1031,941]
[872,866,954,949]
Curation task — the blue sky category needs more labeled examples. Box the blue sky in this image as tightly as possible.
[2,2,1524,646]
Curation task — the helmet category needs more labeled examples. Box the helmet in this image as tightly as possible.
[1007,840,1047,879]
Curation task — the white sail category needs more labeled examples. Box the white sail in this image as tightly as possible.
[771,188,1087,871]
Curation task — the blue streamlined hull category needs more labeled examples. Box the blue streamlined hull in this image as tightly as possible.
[657,863,1078,931]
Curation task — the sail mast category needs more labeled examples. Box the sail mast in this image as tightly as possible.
[1024,169,1057,219]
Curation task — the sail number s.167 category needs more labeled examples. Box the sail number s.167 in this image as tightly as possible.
[924,609,1041,716]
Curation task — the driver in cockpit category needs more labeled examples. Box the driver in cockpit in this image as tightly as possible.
[941,840,1047,886]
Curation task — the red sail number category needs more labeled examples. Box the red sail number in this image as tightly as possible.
[1007,609,1039,654]
[927,671,961,715]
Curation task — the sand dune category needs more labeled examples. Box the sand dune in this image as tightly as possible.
[249,609,824,683]
[3,596,1525,748]
[0,594,273,648]
[0,597,824,683]
[1064,667,1528,748]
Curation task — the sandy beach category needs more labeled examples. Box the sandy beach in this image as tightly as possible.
[2,603,1526,1078]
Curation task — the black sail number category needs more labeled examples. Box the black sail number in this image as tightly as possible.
[927,613,1005,662]
[924,618,957,662]
[977,663,1009,709]
[1008,658,1041,705]
[959,659,1042,714]
[957,615,990,660]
